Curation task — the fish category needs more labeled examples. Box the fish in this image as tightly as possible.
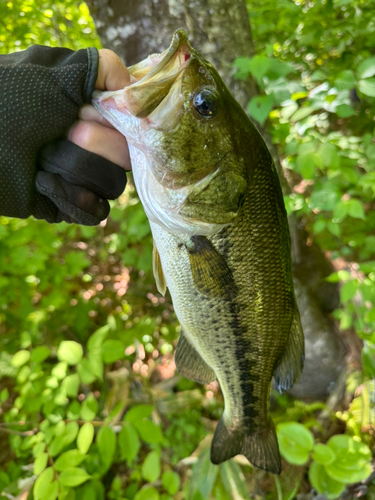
[92,29,304,474]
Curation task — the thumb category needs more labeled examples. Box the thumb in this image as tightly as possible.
[96,48,131,91]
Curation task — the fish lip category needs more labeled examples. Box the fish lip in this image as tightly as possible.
[93,29,193,119]
[122,29,193,118]
[133,29,192,86]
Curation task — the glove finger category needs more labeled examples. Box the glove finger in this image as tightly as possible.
[38,139,127,199]
[35,171,110,225]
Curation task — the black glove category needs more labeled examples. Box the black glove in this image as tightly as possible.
[0,45,127,225]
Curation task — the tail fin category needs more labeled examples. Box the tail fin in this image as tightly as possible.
[210,417,281,474]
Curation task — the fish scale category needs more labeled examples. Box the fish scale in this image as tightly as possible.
[93,28,304,474]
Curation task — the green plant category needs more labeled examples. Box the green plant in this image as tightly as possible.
[1,0,374,498]
[277,422,372,499]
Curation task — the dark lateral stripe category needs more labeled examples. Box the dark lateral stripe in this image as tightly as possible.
[227,300,260,424]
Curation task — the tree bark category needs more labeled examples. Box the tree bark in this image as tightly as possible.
[87,0,345,399]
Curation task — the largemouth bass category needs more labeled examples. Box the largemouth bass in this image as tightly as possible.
[92,29,304,474]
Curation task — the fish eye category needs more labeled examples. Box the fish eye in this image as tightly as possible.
[193,89,219,118]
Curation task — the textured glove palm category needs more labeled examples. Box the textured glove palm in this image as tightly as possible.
[0,45,127,225]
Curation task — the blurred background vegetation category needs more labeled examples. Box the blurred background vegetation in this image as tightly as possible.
[0,0,374,499]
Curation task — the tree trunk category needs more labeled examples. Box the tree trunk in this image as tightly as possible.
[87,0,345,399]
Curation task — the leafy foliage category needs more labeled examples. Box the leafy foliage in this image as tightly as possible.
[0,0,374,499]
[277,422,372,498]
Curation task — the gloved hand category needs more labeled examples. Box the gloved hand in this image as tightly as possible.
[0,46,130,225]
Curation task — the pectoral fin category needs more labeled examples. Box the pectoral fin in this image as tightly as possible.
[175,332,216,384]
[152,241,167,296]
[274,306,305,393]
[186,236,238,299]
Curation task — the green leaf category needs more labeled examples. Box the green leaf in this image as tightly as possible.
[281,102,298,120]
[43,481,59,500]
[297,153,315,179]
[33,452,48,475]
[334,70,356,90]
[48,436,66,457]
[327,221,341,237]
[55,450,85,471]
[57,341,83,365]
[0,471,10,491]
[335,104,355,118]
[100,340,125,364]
[87,325,110,351]
[80,481,104,500]
[58,485,75,500]
[233,57,252,79]
[325,435,372,484]
[49,422,79,457]
[349,381,375,427]
[312,444,336,465]
[358,78,375,97]
[247,95,274,125]
[87,350,103,380]
[219,460,249,499]
[142,450,161,482]
[134,487,159,500]
[52,362,68,380]
[291,106,315,121]
[310,187,339,212]
[0,388,9,402]
[11,350,30,367]
[340,280,358,303]
[80,395,98,421]
[247,55,271,82]
[118,422,140,462]
[340,166,359,185]
[77,358,97,385]
[333,200,348,220]
[77,423,95,454]
[362,348,375,379]
[277,422,314,465]
[318,143,339,168]
[365,307,375,322]
[34,467,54,500]
[59,467,91,487]
[97,426,116,468]
[309,462,346,499]
[133,420,163,444]
[55,421,66,437]
[30,346,51,363]
[347,199,365,219]
[63,374,80,398]
[313,219,326,234]
[125,404,153,422]
[365,144,375,159]
[357,58,375,79]
[189,449,218,499]
[162,471,180,495]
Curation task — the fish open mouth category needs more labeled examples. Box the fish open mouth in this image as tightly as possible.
[93,30,221,193]
[95,29,193,119]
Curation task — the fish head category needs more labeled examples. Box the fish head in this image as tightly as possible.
[93,29,252,232]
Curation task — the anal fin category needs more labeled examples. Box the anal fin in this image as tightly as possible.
[152,240,167,296]
[211,417,281,474]
[274,306,305,393]
[175,332,216,384]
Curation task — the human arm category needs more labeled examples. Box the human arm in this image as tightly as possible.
[0,46,130,225]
